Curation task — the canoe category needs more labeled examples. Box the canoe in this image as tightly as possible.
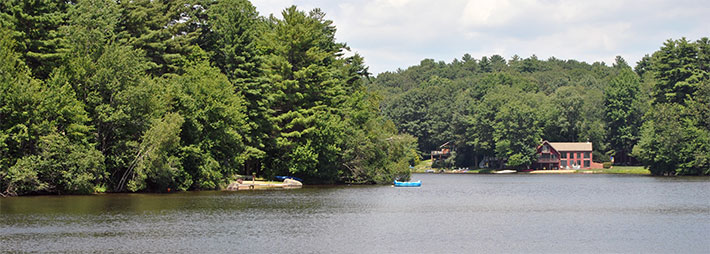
[275,176,304,182]
[394,180,421,187]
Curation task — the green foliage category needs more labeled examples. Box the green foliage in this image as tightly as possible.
[493,101,541,167]
[604,66,642,163]
[369,54,613,169]
[633,104,688,175]
[117,0,210,76]
[1,2,416,195]
[1,29,104,196]
[204,0,261,82]
[603,162,612,169]
[58,42,157,190]
[0,28,32,171]
[634,38,710,176]
[258,6,353,183]
[166,60,248,189]
[633,101,710,176]
[0,0,70,79]
[30,133,105,194]
[7,1,709,197]
[124,113,185,192]
[650,38,707,104]
[202,0,270,175]
[489,87,542,169]
[3,156,44,196]
[341,119,418,183]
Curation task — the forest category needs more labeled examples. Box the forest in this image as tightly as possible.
[367,38,710,176]
[1,1,708,196]
[0,0,418,196]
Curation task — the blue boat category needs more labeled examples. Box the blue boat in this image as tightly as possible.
[275,176,303,182]
[394,180,421,187]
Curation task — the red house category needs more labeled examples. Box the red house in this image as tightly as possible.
[533,141,602,170]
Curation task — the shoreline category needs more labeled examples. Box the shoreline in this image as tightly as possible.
[412,166,652,175]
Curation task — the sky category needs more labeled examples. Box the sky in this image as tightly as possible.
[250,0,710,75]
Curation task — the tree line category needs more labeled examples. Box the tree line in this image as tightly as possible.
[0,0,417,196]
[367,38,710,176]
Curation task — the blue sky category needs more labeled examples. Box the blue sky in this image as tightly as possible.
[251,0,710,74]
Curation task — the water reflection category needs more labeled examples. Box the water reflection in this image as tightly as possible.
[2,174,709,253]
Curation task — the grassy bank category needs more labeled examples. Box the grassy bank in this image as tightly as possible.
[412,159,433,173]
[590,166,650,175]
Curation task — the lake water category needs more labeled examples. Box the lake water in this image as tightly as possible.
[2,174,709,253]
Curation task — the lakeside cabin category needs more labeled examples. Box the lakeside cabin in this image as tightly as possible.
[431,142,451,162]
[533,141,603,170]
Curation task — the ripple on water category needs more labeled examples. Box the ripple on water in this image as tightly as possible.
[1,174,709,253]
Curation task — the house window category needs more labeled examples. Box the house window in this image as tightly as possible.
[561,153,566,159]
[576,152,581,158]
[577,160,581,166]
[584,152,590,159]
[584,160,590,168]
[542,145,549,153]
[561,160,567,167]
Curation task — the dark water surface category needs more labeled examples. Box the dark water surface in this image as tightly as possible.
[2,174,709,253]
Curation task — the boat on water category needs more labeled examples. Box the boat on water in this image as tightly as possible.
[275,176,304,182]
[394,180,421,187]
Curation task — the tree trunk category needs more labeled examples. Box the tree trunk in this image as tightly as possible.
[474,154,479,169]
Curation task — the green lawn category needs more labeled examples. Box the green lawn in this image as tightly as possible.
[589,166,650,175]
[412,159,433,173]
[412,159,492,173]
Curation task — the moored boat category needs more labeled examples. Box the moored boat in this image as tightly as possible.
[275,176,304,182]
[394,180,421,187]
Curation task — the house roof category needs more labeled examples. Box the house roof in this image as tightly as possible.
[548,142,593,151]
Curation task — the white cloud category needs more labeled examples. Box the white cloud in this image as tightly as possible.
[250,0,295,16]
[459,0,517,27]
[251,0,710,74]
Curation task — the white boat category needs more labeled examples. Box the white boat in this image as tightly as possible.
[493,170,517,174]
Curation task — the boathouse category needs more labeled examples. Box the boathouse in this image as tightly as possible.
[533,141,602,170]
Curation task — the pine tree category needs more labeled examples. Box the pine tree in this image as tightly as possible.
[0,0,70,79]
[651,38,702,104]
[117,0,210,76]
[203,0,270,175]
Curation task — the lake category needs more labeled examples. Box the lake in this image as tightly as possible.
[2,174,709,253]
